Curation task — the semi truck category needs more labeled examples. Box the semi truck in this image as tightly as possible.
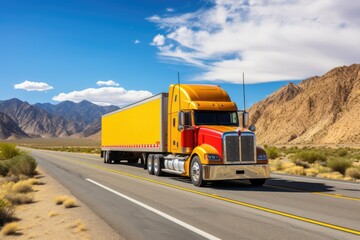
[101,84,269,187]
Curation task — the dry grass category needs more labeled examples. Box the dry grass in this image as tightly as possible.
[317,172,344,180]
[1,222,19,236]
[48,210,59,217]
[0,198,15,223]
[69,219,87,232]
[26,178,41,185]
[269,159,295,172]
[54,195,68,205]
[6,192,34,204]
[305,168,319,177]
[12,180,33,193]
[63,198,77,208]
[283,166,306,176]
[313,164,332,174]
[345,167,360,179]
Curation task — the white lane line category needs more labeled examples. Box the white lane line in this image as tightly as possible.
[271,174,360,187]
[86,178,221,240]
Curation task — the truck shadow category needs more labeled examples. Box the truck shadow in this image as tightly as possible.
[169,176,337,193]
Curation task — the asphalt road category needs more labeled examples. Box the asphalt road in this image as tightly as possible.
[29,149,360,240]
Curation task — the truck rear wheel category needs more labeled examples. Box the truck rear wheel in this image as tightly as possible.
[153,154,164,176]
[103,151,109,164]
[190,156,207,187]
[147,154,154,175]
[249,179,266,186]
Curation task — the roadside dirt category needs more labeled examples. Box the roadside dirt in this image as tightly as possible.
[3,167,123,239]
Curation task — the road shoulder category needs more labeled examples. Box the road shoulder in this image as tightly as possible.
[3,166,123,240]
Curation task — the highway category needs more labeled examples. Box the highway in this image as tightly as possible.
[29,149,360,240]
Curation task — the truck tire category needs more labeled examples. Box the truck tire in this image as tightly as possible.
[249,179,266,186]
[147,154,154,175]
[103,151,109,164]
[153,154,164,176]
[190,156,207,187]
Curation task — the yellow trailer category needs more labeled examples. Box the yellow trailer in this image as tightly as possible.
[102,93,168,163]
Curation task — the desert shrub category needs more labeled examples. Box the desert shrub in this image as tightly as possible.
[63,198,77,208]
[305,168,319,177]
[345,167,360,179]
[292,159,310,168]
[282,146,299,154]
[266,147,279,159]
[5,193,34,205]
[11,180,33,193]
[0,143,21,160]
[313,164,332,174]
[283,166,306,176]
[48,211,59,217]
[327,158,353,175]
[1,222,19,235]
[0,160,10,176]
[8,154,37,177]
[0,199,15,225]
[26,178,40,185]
[54,195,68,205]
[336,149,348,157]
[292,150,326,163]
[317,172,343,180]
[352,154,360,160]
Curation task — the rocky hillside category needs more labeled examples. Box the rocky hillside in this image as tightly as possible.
[34,100,118,134]
[0,112,29,139]
[249,64,360,144]
[0,99,119,139]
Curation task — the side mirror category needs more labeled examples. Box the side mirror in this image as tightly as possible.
[178,111,185,132]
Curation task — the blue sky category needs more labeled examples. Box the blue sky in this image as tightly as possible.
[1,0,359,109]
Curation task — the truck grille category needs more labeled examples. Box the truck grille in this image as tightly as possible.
[224,133,255,163]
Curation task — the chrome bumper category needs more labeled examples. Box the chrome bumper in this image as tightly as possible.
[202,164,270,181]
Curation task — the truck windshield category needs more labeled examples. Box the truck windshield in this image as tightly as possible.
[194,111,238,126]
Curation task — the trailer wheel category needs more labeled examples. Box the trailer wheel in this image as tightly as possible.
[190,156,207,187]
[249,179,266,186]
[153,155,164,176]
[103,151,109,164]
[147,154,154,175]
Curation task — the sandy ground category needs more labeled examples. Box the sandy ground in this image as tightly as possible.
[2,167,123,240]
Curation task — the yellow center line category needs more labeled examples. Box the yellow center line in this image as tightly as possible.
[265,184,360,202]
[37,151,360,236]
[54,152,360,202]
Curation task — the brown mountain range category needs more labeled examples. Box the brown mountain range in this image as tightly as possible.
[0,99,119,139]
[249,64,360,145]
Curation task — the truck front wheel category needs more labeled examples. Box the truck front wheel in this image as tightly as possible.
[147,154,154,175]
[190,156,207,187]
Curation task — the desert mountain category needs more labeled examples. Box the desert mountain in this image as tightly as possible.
[249,64,360,144]
[0,112,29,139]
[0,99,119,139]
[0,99,72,137]
[34,100,118,134]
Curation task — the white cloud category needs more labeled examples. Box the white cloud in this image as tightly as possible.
[96,80,120,87]
[52,87,153,107]
[134,39,141,44]
[148,0,360,83]
[152,34,165,46]
[166,8,174,12]
[14,80,53,91]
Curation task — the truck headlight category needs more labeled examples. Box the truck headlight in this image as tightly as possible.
[205,154,221,161]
